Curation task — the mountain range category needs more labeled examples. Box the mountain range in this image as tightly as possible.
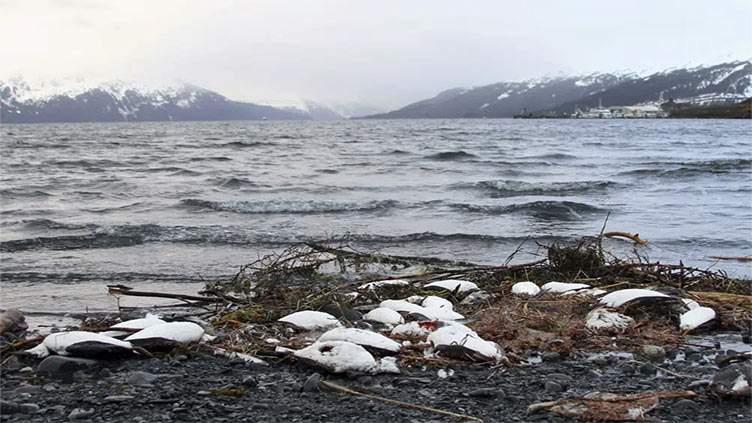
[1,60,750,123]
[364,60,752,119]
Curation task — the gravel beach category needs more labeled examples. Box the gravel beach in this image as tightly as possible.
[2,340,750,423]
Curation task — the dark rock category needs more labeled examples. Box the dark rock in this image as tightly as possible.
[546,373,573,383]
[620,364,636,375]
[68,408,94,420]
[174,354,188,362]
[127,371,160,385]
[468,388,498,398]
[641,345,666,362]
[242,376,258,388]
[13,385,42,395]
[36,356,99,376]
[587,369,603,378]
[544,381,564,392]
[639,363,656,375]
[688,353,704,362]
[541,352,561,362]
[320,304,363,322]
[19,403,40,414]
[1,400,21,415]
[711,361,752,397]
[688,379,712,389]
[673,399,698,410]
[303,373,321,392]
[591,357,609,366]
[105,395,135,402]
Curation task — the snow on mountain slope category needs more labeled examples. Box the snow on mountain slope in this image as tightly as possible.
[0,78,309,123]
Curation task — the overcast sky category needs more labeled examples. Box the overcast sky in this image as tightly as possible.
[2,0,750,108]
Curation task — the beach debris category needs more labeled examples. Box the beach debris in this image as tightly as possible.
[528,390,696,421]
[681,298,701,310]
[294,340,398,374]
[211,347,267,365]
[460,290,491,304]
[423,279,479,293]
[541,281,591,294]
[710,361,752,398]
[585,308,635,330]
[391,321,433,337]
[320,380,482,422]
[599,289,672,308]
[380,299,464,320]
[562,288,607,297]
[125,322,205,350]
[319,304,363,322]
[427,323,503,362]
[512,281,540,296]
[421,295,453,310]
[358,280,409,290]
[25,331,133,359]
[101,313,166,338]
[317,327,401,355]
[277,310,342,331]
[0,309,28,335]
[679,307,716,331]
[363,307,404,327]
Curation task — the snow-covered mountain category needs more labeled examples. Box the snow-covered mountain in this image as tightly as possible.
[364,60,752,119]
[0,79,309,123]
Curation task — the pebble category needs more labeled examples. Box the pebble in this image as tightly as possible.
[641,345,666,362]
[36,356,99,376]
[127,371,160,385]
[242,376,258,388]
[591,357,609,366]
[0,400,21,415]
[468,388,498,398]
[105,395,135,402]
[14,385,42,395]
[303,373,321,392]
[639,363,656,375]
[620,364,636,375]
[197,390,211,396]
[587,369,603,378]
[688,379,712,389]
[541,352,562,362]
[68,408,95,420]
[673,399,699,410]
[544,381,564,392]
[19,403,40,413]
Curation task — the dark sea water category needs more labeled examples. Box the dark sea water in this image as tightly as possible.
[1,119,750,318]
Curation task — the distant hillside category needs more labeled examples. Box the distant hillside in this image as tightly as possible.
[364,60,752,119]
[0,79,309,123]
[668,98,751,119]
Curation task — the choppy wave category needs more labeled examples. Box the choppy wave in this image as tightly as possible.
[451,201,604,220]
[221,141,278,148]
[180,198,400,214]
[0,189,54,199]
[621,159,752,178]
[475,180,617,196]
[425,151,478,161]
